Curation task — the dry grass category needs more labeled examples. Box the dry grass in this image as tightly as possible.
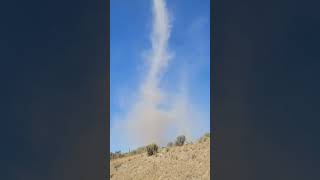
[110,134,210,180]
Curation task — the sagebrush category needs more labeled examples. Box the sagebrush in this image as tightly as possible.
[146,143,158,156]
[175,135,186,146]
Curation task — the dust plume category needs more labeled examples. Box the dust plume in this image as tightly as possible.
[113,0,200,149]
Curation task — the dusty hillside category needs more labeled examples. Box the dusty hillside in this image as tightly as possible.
[110,135,210,180]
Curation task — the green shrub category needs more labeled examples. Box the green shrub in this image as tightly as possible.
[146,143,158,156]
[199,133,210,142]
[110,152,117,159]
[175,135,186,146]
[116,151,122,158]
[136,146,146,154]
[110,150,124,159]
[130,150,137,155]
[167,142,173,147]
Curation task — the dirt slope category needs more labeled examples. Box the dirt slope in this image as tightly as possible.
[110,136,210,180]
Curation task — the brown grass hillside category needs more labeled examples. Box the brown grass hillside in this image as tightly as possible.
[110,134,210,180]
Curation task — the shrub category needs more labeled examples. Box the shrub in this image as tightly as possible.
[115,150,121,155]
[114,163,122,170]
[204,132,210,138]
[167,142,173,147]
[110,152,115,159]
[110,151,124,159]
[130,150,137,155]
[199,133,210,143]
[146,143,158,156]
[136,146,146,154]
[110,151,121,159]
[175,135,186,146]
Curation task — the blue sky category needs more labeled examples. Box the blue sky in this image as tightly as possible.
[111,0,210,152]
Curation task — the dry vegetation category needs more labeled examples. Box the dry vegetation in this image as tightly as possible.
[110,133,210,180]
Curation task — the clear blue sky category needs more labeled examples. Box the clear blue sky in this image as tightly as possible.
[111,0,210,152]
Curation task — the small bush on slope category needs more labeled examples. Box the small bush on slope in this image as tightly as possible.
[110,151,124,159]
[175,135,186,146]
[167,142,173,147]
[129,150,137,155]
[146,143,158,156]
[136,146,146,153]
[199,132,211,143]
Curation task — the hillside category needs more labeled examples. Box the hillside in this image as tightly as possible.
[110,135,210,180]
